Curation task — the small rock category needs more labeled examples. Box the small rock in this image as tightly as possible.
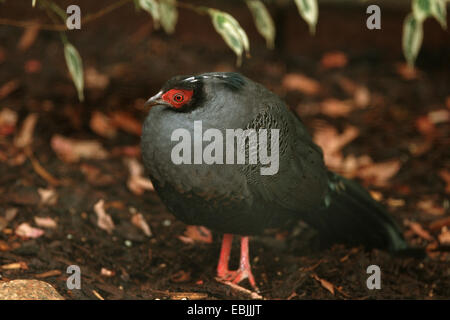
[0,279,64,300]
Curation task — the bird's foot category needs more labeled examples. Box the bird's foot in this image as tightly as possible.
[217,234,259,292]
[217,267,258,291]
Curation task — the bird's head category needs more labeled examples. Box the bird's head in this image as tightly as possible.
[144,72,245,112]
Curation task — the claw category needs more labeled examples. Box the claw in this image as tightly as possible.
[216,234,259,291]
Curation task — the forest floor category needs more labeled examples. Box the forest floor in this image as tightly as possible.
[0,2,449,299]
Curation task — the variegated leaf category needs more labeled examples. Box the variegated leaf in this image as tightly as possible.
[294,0,318,34]
[431,0,447,29]
[137,0,160,29]
[64,42,84,101]
[208,9,249,66]
[402,13,424,67]
[159,0,178,34]
[412,0,432,21]
[246,0,275,48]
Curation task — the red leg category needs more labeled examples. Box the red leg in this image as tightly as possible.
[217,233,233,278]
[216,234,258,290]
[232,236,257,289]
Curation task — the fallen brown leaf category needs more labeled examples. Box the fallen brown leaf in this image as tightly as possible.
[0,108,18,136]
[34,216,57,229]
[85,67,110,90]
[320,98,353,117]
[51,134,109,163]
[429,217,450,232]
[125,158,154,195]
[356,160,401,187]
[438,227,450,245]
[90,111,117,139]
[417,199,445,216]
[313,125,360,169]
[131,212,152,237]
[311,273,335,295]
[320,51,348,69]
[179,225,213,244]
[428,109,449,124]
[37,188,58,205]
[405,220,434,241]
[94,199,115,234]
[314,125,359,157]
[282,73,321,96]
[15,222,45,239]
[336,77,370,108]
[4,208,18,222]
[0,79,20,100]
[110,111,142,136]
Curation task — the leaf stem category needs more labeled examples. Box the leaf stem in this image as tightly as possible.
[0,0,210,31]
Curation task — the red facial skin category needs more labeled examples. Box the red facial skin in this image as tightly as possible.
[162,89,194,109]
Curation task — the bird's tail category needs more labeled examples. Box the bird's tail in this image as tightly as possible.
[304,171,424,257]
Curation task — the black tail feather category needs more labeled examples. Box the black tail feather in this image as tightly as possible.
[303,172,423,257]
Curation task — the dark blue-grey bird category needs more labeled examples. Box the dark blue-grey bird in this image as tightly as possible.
[141,72,416,289]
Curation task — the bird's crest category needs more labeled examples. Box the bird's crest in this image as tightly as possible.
[182,72,245,91]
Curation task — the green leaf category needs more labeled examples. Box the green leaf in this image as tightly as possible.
[412,0,432,21]
[159,0,178,34]
[402,13,424,67]
[294,0,318,34]
[208,9,250,66]
[430,0,447,29]
[246,0,275,49]
[137,0,160,29]
[64,42,84,101]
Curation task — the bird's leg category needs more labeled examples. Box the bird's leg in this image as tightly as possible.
[232,236,257,289]
[216,234,257,290]
[217,233,234,278]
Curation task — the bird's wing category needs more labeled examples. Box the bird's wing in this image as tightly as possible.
[242,101,329,213]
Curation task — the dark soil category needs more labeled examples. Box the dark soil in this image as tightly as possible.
[0,1,449,299]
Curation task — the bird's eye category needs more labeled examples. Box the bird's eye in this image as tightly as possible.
[162,89,193,108]
[173,93,184,102]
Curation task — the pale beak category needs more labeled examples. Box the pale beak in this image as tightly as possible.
[144,90,165,108]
